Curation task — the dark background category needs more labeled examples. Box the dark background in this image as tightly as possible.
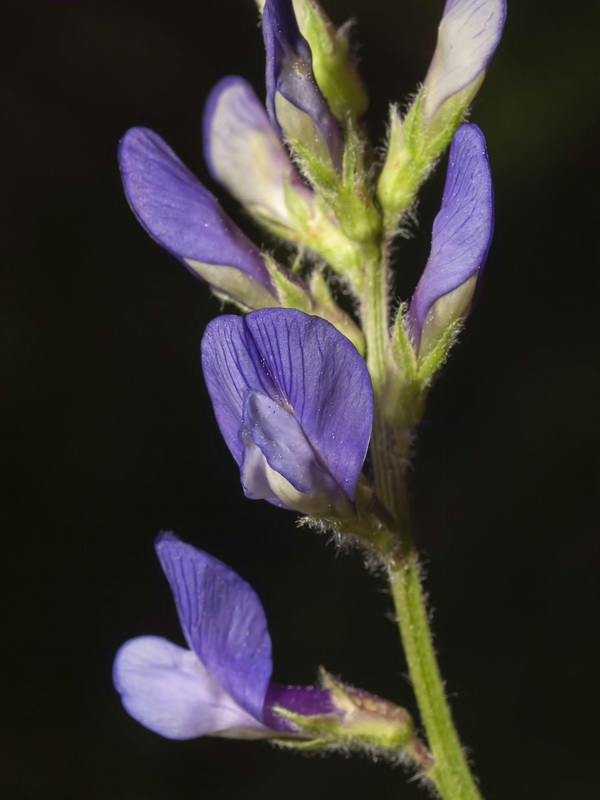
[2,1,598,798]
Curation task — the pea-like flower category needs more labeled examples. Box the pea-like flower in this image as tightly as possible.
[201,308,373,515]
[422,0,507,124]
[263,0,343,171]
[113,533,334,740]
[119,127,277,309]
[203,76,314,231]
[407,123,494,357]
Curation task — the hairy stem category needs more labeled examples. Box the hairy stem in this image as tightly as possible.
[360,244,483,800]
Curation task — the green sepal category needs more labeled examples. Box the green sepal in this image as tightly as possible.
[277,174,364,284]
[377,79,481,233]
[377,99,432,231]
[185,258,277,311]
[243,176,313,247]
[309,269,365,355]
[390,303,418,382]
[416,319,461,387]
[290,135,340,197]
[424,72,485,148]
[263,257,366,355]
[330,121,381,246]
[271,736,331,751]
[264,255,313,311]
[383,305,425,431]
[293,0,368,122]
[384,305,463,431]
[272,670,418,755]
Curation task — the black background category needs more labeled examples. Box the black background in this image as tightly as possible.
[2,1,598,798]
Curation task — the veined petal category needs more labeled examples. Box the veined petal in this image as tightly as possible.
[119,127,275,301]
[422,0,506,121]
[203,76,312,225]
[113,636,268,739]
[263,0,343,169]
[155,534,273,722]
[242,391,325,495]
[407,124,494,352]
[240,390,344,512]
[201,309,373,503]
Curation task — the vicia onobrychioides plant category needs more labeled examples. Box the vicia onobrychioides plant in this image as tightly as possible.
[115,2,506,798]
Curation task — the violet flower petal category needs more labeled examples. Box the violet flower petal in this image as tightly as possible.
[155,533,273,722]
[423,0,507,121]
[119,127,275,302]
[203,76,312,224]
[263,0,343,168]
[407,124,494,350]
[113,636,267,739]
[201,309,373,503]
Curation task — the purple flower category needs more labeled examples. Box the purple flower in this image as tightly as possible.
[422,0,507,123]
[407,123,494,356]
[263,0,343,170]
[119,127,277,309]
[201,308,373,514]
[114,533,334,739]
[203,76,313,228]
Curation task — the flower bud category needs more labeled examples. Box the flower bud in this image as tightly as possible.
[263,0,343,174]
[406,124,494,359]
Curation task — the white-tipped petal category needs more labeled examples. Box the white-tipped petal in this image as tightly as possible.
[422,0,506,121]
[203,77,311,226]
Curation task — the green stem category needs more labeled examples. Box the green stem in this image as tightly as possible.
[386,544,482,799]
[360,244,482,800]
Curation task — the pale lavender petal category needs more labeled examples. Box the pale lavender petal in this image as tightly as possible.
[203,76,311,223]
[263,0,343,168]
[264,684,337,732]
[155,534,272,722]
[119,127,273,291]
[407,124,494,348]
[423,0,507,120]
[242,391,322,495]
[201,309,373,501]
[113,636,267,739]
[240,390,343,510]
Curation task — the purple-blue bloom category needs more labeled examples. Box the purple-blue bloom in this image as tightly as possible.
[201,308,373,514]
[119,127,277,308]
[407,123,494,356]
[113,533,334,740]
[422,0,507,122]
[203,76,313,228]
[263,0,343,170]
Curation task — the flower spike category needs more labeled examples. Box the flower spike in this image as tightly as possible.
[422,0,507,124]
[119,127,277,309]
[201,309,373,515]
[263,0,343,171]
[407,123,494,357]
[203,76,313,231]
